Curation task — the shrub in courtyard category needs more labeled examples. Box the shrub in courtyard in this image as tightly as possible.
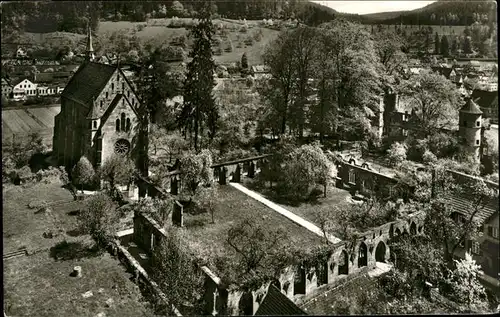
[422,150,438,164]
[387,142,407,167]
[77,192,118,248]
[179,150,213,198]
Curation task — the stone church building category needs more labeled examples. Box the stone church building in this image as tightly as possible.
[53,27,142,171]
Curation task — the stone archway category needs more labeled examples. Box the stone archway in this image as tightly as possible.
[395,228,401,236]
[375,241,387,263]
[338,250,349,275]
[358,242,368,268]
[410,222,417,235]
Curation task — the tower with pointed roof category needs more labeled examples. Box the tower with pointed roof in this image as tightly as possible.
[459,97,483,163]
[85,23,95,63]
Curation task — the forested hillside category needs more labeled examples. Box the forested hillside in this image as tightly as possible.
[378,0,497,26]
[0,0,346,35]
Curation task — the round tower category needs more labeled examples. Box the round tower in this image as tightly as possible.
[459,98,482,163]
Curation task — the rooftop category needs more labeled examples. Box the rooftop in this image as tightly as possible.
[460,98,483,114]
[255,285,307,316]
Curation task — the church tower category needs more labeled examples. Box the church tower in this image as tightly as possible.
[85,23,95,63]
[459,97,483,163]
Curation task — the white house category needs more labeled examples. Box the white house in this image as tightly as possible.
[12,78,38,100]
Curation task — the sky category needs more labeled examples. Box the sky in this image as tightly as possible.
[312,1,436,15]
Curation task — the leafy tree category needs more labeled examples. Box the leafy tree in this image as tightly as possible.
[179,150,213,197]
[99,155,135,191]
[71,156,95,193]
[170,1,185,17]
[78,193,118,248]
[434,32,440,54]
[387,142,407,167]
[151,228,204,313]
[194,184,219,223]
[425,172,498,264]
[451,36,459,56]
[463,36,473,54]
[240,52,248,69]
[133,196,173,227]
[227,218,287,273]
[179,7,218,151]
[277,143,333,201]
[445,252,488,311]
[398,69,461,137]
[440,35,450,56]
[373,30,408,77]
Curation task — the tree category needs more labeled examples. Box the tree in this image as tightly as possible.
[133,196,173,227]
[425,172,498,265]
[227,218,287,273]
[397,69,461,137]
[463,36,473,54]
[451,36,459,56]
[71,156,95,193]
[440,35,449,56]
[434,32,440,54]
[194,184,219,223]
[170,1,185,17]
[78,193,118,247]
[179,150,213,197]
[99,155,135,191]
[387,142,407,167]
[241,52,248,69]
[178,6,218,151]
[445,252,488,311]
[277,143,334,201]
[373,30,408,77]
[151,229,204,312]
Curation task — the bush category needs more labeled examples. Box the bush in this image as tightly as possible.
[422,150,438,164]
[239,25,248,33]
[28,199,48,210]
[244,36,254,46]
[387,142,407,167]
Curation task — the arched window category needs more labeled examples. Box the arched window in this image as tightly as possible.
[121,113,126,131]
[111,83,114,91]
[93,121,97,129]
[100,100,103,108]
[126,118,131,132]
[116,118,120,132]
[127,91,130,98]
[122,83,125,91]
[106,91,109,99]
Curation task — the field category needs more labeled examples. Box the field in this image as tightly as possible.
[22,18,280,66]
[2,105,60,147]
[2,179,154,317]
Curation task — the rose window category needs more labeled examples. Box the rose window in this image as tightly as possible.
[114,139,131,155]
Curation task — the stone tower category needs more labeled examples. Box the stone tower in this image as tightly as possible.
[85,23,95,63]
[459,97,483,163]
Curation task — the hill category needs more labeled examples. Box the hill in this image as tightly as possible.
[362,11,409,22]
[375,0,497,25]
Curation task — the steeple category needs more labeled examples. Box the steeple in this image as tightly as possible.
[85,22,95,63]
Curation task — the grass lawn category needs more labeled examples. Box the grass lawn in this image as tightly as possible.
[3,251,155,317]
[180,185,324,274]
[2,180,84,253]
[240,177,354,237]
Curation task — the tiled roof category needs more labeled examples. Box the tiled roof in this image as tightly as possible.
[255,285,307,316]
[299,273,377,315]
[460,98,483,114]
[471,89,498,110]
[445,193,498,224]
[62,62,117,105]
[432,66,453,79]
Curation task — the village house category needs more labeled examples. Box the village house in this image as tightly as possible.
[53,27,143,171]
[11,78,37,100]
[471,89,498,123]
[250,65,271,79]
[445,170,499,289]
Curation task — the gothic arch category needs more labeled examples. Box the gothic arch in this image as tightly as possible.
[358,242,368,267]
[410,222,417,235]
[338,250,349,275]
[395,228,402,236]
[375,241,387,263]
[116,118,120,132]
[121,113,126,131]
[126,118,131,132]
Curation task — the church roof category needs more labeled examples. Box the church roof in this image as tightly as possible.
[460,98,483,114]
[255,285,307,316]
[62,62,117,106]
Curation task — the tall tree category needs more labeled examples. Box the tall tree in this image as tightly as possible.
[398,69,461,137]
[71,156,95,193]
[178,6,218,151]
[434,32,440,54]
[463,36,473,54]
[440,34,450,56]
[241,52,248,69]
